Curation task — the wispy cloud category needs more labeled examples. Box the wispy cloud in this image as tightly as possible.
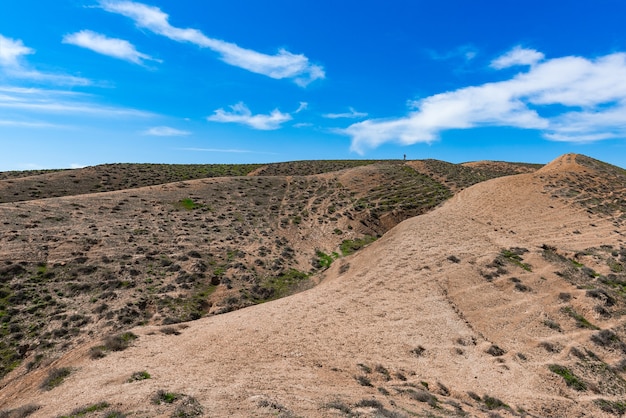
[0,34,91,86]
[0,85,153,117]
[427,44,478,62]
[142,126,191,136]
[98,1,325,86]
[63,30,161,65]
[490,45,544,69]
[0,119,67,129]
[323,107,368,119]
[207,102,292,130]
[345,47,626,153]
[295,102,308,113]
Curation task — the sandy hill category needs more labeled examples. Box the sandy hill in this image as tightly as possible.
[1,154,626,417]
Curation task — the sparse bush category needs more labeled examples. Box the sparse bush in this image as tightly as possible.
[161,327,181,336]
[549,364,586,391]
[0,404,40,418]
[539,341,561,353]
[128,370,151,382]
[543,319,562,331]
[152,390,180,404]
[558,292,572,302]
[486,345,505,357]
[591,329,626,352]
[41,367,72,391]
[562,307,599,330]
[58,401,109,418]
[104,332,137,351]
[483,395,509,410]
[410,345,426,357]
[356,375,373,387]
[172,396,203,417]
[595,399,626,415]
[325,400,352,414]
[357,363,372,373]
[355,399,384,409]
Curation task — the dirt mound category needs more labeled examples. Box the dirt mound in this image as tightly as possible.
[2,154,626,417]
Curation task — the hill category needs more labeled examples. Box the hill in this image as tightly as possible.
[4,154,626,416]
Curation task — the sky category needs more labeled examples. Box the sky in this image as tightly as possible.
[2,0,626,171]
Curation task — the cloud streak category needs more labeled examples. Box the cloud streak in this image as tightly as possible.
[208,102,292,130]
[323,107,368,119]
[98,0,325,86]
[0,85,153,117]
[63,30,160,65]
[142,126,190,136]
[345,47,626,153]
[0,34,91,86]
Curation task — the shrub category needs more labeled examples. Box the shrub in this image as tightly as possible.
[410,345,426,357]
[543,319,562,331]
[549,364,586,391]
[356,375,373,387]
[128,370,151,382]
[486,345,505,357]
[591,329,626,352]
[40,367,71,391]
[172,396,203,417]
[595,399,626,415]
[58,401,109,418]
[0,404,40,418]
[152,390,180,405]
[483,395,509,410]
[91,332,138,359]
[562,307,599,330]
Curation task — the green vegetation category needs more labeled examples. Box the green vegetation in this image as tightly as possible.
[262,269,310,299]
[548,364,587,391]
[175,198,206,211]
[340,235,378,256]
[152,390,180,405]
[41,367,72,391]
[128,370,151,382]
[90,332,138,359]
[595,399,626,415]
[314,250,339,269]
[58,402,110,418]
[500,248,532,272]
[561,307,599,330]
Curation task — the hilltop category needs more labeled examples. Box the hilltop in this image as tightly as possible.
[1,154,626,417]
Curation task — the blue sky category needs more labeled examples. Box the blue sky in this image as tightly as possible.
[2,0,626,170]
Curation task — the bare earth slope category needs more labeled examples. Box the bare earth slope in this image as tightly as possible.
[2,154,626,417]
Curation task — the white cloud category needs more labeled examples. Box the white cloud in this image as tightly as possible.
[143,126,191,136]
[98,1,325,86]
[345,48,626,153]
[490,46,544,69]
[0,34,91,86]
[323,107,368,119]
[63,30,160,65]
[0,35,34,67]
[207,102,292,130]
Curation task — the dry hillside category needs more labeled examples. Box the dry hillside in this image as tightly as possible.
[2,154,626,417]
